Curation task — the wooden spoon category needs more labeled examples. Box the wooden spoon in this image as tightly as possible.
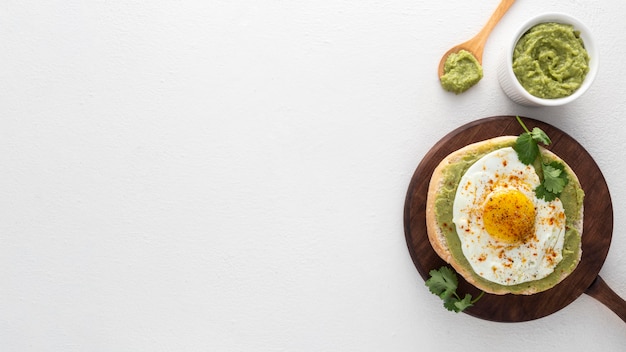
[438,0,516,78]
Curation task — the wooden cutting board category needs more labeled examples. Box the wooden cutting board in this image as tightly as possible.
[403,116,614,322]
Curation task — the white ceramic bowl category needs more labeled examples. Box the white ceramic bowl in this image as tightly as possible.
[498,13,598,107]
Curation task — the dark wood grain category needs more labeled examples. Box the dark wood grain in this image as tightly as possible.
[404,116,614,322]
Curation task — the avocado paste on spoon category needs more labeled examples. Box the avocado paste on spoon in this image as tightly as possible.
[440,50,484,94]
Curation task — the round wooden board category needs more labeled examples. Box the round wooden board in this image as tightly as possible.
[404,116,613,322]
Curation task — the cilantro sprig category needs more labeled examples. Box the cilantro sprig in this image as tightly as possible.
[425,266,484,313]
[513,116,568,201]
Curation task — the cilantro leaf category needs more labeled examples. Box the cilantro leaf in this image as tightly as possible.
[530,127,551,145]
[442,294,475,313]
[534,184,557,202]
[534,161,569,200]
[515,116,551,147]
[454,294,475,312]
[514,116,569,201]
[425,266,483,313]
[542,162,568,193]
[443,297,460,312]
[425,266,457,299]
[513,133,539,165]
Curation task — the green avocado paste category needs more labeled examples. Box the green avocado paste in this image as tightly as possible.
[440,50,483,94]
[433,139,584,294]
[512,22,590,99]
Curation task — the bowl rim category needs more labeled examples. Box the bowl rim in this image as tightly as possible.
[505,12,598,107]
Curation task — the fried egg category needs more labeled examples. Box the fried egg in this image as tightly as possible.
[452,147,566,286]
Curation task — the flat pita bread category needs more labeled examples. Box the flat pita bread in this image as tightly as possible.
[426,136,583,295]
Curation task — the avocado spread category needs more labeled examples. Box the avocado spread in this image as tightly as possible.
[433,139,584,294]
[512,22,590,99]
[440,50,483,94]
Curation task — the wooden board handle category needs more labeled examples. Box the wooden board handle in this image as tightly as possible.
[585,276,626,323]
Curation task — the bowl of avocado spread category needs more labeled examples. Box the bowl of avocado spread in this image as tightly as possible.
[498,13,598,107]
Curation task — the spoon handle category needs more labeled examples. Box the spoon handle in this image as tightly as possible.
[585,275,626,323]
[470,0,516,61]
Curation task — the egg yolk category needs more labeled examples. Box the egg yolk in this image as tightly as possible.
[482,189,536,243]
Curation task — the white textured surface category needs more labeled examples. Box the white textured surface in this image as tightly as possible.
[1,0,625,350]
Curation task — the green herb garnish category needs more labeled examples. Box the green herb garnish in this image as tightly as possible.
[513,116,568,201]
[425,266,484,313]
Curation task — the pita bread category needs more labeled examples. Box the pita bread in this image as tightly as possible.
[426,136,583,295]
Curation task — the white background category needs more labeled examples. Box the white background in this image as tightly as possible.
[2,0,625,350]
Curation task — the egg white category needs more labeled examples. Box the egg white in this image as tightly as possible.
[452,147,566,286]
